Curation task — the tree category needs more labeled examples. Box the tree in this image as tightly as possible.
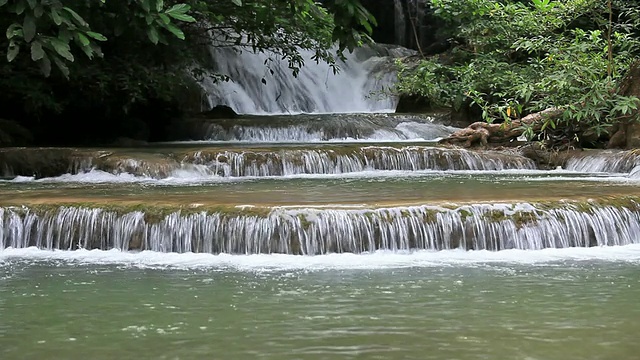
[396,0,640,148]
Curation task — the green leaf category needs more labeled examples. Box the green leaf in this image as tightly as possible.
[50,8,62,25]
[165,3,190,15]
[0,0,8,7]
[51,55,69,78]
[76,33,90,46]
[231,0,242,6]
[49,38,74,62]
[15,1,25,14]
[23,14,36,42]
[86,31,107,41]
[63,7,88,27]
[140,0,150,12]
[39,52,51,77]
[33,4,43,18]
[158,13,170,24]
[167,12,195,22]
[30,40,44,61]
[156,0,163,12]
[6,23,21,40]
[7,42,19,62]
[26,0,35,9]
[163,23,184,40]
[147,27,159,44]
[79,43,93,59]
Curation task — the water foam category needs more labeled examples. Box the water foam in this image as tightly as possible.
[2,245,640,271]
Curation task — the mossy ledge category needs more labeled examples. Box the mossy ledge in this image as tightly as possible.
[2,196,639,254]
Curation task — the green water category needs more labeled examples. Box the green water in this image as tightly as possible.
[1,257,639,359]
[1,172,638,206]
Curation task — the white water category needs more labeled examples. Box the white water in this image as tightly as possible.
[4,167,635,185]
[2,245,640,271]
[201,46,405,114]
[203,121,457,142]
[565,150,640,177]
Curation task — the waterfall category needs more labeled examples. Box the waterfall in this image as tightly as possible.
[3,199,640,254]
[198,113,457,142]
[0,146,534,179]
[186,147,535,177]
[564,150,640,176]
[199,45,412,114]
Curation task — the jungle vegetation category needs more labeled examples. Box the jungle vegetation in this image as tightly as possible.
[396,0,640,148]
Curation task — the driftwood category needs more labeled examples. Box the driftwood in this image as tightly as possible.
[439,107,564,148]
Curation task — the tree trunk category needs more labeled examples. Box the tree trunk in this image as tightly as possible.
[607,59,640,149]
[439,108,563,148]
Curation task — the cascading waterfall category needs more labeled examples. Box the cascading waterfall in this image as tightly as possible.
[185,146,535,177]
[1,147,534,179]
[201,114,458,142]
[565,150,640,176]
[200,45,412,114]
[2,199,639,254]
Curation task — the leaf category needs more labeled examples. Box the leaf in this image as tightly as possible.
[23,14,36,42]
[158,13,170,24]
[79,43,93,59]
[33,4,45,18]
[30,40,44,61]
[163,23,184,40]
[7,42,19,62]
[15,1,25,14]
[140,0,150,13]
[86,31,107,41]
[6,23,21,40]
[49,38,74,61]
[156,0,163,12]
[39,53,51,77]
[167,12,195,22]
[231,0,242,6]
[147,27,159,44]
[0,0,8,7]
[50,8,62,25]
[76,33,90,46]
[51,55,69,78]
[63,7,88,27]
[165,3,190,15]
[26,0,35,9]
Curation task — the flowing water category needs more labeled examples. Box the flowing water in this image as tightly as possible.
[3,49,640,358]
[1,253,640,359]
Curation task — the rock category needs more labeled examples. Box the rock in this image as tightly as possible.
[110,137,148,148]
[197,105,238,119]
[396,94,432,113]
[626,122,640,149]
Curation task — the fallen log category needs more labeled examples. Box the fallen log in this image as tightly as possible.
[439,107,564,148]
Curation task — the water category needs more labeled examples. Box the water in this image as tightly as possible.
[201,46,411,114]
[198,115,456,142]
[3,70,640,357]
[1,254,640,359]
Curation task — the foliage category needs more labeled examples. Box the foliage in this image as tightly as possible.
[0,0,376,144]
[396,0,640,143]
